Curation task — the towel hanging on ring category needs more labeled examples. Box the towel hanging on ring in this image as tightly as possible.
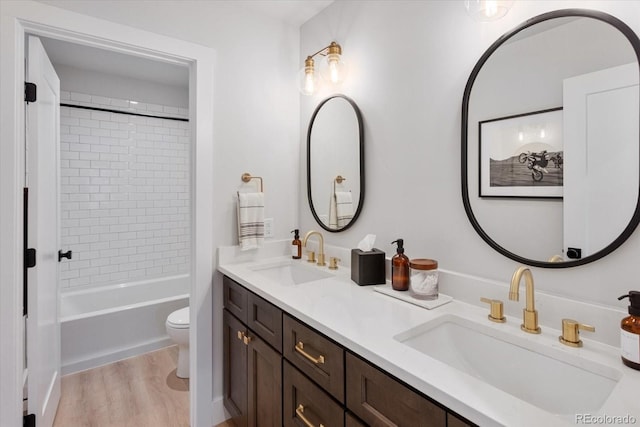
[237,192,264,250]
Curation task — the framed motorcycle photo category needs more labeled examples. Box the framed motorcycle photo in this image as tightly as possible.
[479,107,563,198]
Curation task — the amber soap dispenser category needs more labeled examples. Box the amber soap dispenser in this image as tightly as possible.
[391,239,410,291]
[618,291,640,370]
[291,229,302,259]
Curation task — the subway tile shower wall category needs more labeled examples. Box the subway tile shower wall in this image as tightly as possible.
[58,91,191,289]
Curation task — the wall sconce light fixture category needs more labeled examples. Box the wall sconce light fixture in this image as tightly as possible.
[299,41,347,96]
[464,0,514,22]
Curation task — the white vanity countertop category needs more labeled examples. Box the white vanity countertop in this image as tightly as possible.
[218,254,640,427]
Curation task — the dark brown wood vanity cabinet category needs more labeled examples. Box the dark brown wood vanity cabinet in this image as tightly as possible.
[223,276,282,427]
[222,275,475,427]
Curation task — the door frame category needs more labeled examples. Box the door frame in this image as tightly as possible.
[0,3,215,426]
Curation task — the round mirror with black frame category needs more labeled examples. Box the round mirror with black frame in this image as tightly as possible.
[307,94,364,232]
[461,9,640,268]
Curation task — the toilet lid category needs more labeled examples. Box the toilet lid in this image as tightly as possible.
[167,307,189,328]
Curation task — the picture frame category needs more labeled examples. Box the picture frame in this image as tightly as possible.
[479,107,563,198]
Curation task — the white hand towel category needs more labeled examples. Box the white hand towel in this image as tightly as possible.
[335,191,353,227]
[237,192,264,251]
[328,191,338,228]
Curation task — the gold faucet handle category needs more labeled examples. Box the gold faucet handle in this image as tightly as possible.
[559,318,595,347]
[480,297,506,323]
[306,251,316,263]
[328,257,340,270]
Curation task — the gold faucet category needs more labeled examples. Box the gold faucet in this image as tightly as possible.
[302,230,326,266]
[509,266,541,334]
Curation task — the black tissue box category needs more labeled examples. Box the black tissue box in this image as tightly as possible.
[351,248,386,286]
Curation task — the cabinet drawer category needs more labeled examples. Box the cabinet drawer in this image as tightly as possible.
[224,276,248,323]
[247,292,282,352]
[346,352,446,427]
[283,361,344,427]
[283,314,345,402]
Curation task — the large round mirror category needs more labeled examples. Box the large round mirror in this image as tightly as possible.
[307,95,364,232]
[462,9,640,267]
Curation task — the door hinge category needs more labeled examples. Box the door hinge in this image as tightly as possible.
[23,188,36,317]
[25,82,36,103]
[23,413,35,427]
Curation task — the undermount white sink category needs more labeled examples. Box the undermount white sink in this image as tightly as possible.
[394,314,621,415]
[250,260,333,286]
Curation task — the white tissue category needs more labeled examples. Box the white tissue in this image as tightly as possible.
[357,234,376,252]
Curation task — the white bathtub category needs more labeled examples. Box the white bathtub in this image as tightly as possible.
[60,274,190,375]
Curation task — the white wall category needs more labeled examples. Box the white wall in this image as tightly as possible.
[33,0,301,242]
[3,1,300,425]
[299,1,640,310]
[54,64,189,108]
[34,2,302,424]
[59,91,190,290]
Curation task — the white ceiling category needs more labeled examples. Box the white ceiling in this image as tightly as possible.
[40,37,191,88]
[234,0,334,26]
[38,0,334,87]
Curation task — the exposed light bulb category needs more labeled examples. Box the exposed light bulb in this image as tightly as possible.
[484,0,498,19]
[320,42,348,87]
[540,129,546,139]
[304,71,316,94]
[518,131,524,141]
[298,56,319,96]
[464,0,514,22]
[327,54,341,84]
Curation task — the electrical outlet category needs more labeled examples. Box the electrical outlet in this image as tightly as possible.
[264,218,274,238]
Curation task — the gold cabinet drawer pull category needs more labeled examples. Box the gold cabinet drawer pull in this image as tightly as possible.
[295,341,325,364]
[295,404,325,427]
[243,333,252,345]
[237,330,243,340]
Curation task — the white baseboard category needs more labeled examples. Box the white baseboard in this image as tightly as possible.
[61,337,173,375]
[211,395,230,425]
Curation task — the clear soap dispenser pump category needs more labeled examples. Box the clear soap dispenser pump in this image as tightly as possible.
[391,239,410,291]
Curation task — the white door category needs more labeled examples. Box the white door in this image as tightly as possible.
[563,63,639,257]
[26,35,61,427]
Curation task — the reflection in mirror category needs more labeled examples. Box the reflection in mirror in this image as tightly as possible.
[307,95,364,232]
[462,10,640,267]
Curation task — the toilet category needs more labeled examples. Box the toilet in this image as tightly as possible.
[166,306,190,378]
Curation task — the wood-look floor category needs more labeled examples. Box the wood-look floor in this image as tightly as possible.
[53,346,189,427]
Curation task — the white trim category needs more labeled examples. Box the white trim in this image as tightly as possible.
[0,12,27,427]
[0,2,215,426]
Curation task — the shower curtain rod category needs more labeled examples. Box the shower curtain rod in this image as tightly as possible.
[60,103,189,122]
